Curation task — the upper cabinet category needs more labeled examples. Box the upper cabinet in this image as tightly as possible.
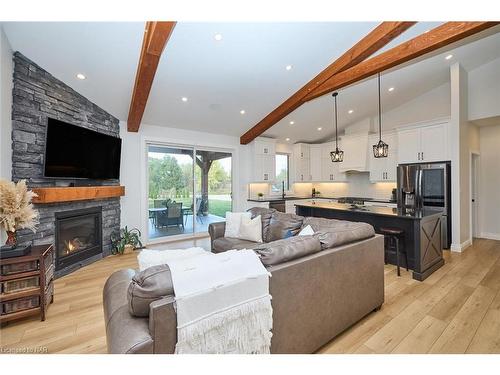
[338,133,369,173]
[397,120,450,164]
[320,142,347,182]
[249,138,276,182]
[368,133,398,182]
[293,143,311,182]
[309,145,322,181]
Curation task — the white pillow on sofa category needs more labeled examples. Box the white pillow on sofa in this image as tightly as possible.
[298,224,314,236]
[238,215,263,243]
[224,212,251,238]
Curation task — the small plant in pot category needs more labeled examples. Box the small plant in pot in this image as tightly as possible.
[257,192,264,201]
[111,226,143,255]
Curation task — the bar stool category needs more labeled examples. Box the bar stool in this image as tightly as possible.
[380,227,408,277]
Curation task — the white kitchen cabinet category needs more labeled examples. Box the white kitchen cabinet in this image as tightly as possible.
[293,143,311,182]
[250,138,276,182]
[338,134,369,172]
[397,121,449,164]
[368,133,398,182]
[309,145,322,182]
[320,142,347,182]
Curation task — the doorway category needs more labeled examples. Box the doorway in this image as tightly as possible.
[470,153,480,242]
[146,143,232,241]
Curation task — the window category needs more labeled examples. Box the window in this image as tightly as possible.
[272,153,289,192]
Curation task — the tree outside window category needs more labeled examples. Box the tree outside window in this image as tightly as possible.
[272,153,289,192]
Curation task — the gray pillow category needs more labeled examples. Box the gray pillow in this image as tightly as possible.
[253,235,321,266]
[247,207,276,242]
[267,211,304,242]
[127,264,174,317]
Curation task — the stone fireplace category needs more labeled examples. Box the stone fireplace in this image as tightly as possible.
[10,52,121,278]
[54,207,103,272]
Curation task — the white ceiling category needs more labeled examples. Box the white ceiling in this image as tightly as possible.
[2,22,500,142]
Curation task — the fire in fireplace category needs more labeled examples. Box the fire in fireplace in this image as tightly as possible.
[54,207,102,271]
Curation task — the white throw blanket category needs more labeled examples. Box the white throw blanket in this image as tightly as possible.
[137,247,208,271]
[165,249,273,354]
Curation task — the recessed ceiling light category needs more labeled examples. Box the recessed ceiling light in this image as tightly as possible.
[240,110,246,115]
[289,121,295,125]
[285,137,290,141]
[181,97,188,102]
[445,54,453,60]
[388,87,395,92]
[348,109,354,114]
[317,127,322,131]
[76,73,86,80]
[285,65,293,71]
[214,33,223,41]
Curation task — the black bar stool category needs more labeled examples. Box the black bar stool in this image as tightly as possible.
[380,227,408,277]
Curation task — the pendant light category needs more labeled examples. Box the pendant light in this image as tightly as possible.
[373,72,389,158]
[330,92,344,163]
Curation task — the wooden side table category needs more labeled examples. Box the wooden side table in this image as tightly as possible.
[0,244,54,324]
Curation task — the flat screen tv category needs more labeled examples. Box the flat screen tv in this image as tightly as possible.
[44,118,122,180]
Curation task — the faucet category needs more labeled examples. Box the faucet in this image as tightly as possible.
[282,180,286,199]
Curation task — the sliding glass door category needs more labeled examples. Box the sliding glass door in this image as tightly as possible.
[194,150,232,234]
[147,144,232,241]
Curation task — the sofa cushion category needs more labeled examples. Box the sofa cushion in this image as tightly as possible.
[247,207,276,242]
[224,212,251,238]
[238,215,263,242]
[127,265,174,317]
[302,217,375,249]
[212,237,259,253]
[253,235,322,266]
[267,211,304,242]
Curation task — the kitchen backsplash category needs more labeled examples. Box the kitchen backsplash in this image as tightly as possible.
[249,172,396,200]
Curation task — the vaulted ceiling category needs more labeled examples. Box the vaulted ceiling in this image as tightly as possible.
[3,22,500,143]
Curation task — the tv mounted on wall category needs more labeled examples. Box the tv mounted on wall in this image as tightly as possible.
[44,118,122,180]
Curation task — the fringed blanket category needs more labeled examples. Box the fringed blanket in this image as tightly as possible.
[165,249,273,354]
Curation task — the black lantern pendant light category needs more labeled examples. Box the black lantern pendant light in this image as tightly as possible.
[330,92,344,163]
[373,72,389,158]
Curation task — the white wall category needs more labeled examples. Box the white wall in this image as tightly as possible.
[0,25,12,180]
[0,25,13,244]
[478,124,500,240]
[468,56,500,121]
[119,121,249,242]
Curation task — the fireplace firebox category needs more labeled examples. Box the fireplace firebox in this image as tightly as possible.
[54,207,103,271]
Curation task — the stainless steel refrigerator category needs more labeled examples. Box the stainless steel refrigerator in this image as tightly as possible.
[397,162,451,249]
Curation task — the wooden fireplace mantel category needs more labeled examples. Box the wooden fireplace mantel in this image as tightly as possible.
[31,186,125,204]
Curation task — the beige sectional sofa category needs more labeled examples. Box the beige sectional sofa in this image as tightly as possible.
[103,208,385,354]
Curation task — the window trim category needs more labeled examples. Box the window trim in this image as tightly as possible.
[271,152,293,195]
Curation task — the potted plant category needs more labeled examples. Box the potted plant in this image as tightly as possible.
[257,192,264,201]
[0,179,39,256]
[111,226,143,255]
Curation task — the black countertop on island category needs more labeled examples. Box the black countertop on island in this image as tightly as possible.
[295,201,445,281]
[294,201,443,220]
[247,196,397,204]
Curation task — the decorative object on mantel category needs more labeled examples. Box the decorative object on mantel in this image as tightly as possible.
[257,192,264,201]
[373,72,389,158]
[111,226,143,255]
[330,92,344,163]
[0,179,39,258]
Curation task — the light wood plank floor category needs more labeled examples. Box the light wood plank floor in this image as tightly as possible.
[1,237,500,354]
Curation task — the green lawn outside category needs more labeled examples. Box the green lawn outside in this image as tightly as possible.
[148,198,231,218]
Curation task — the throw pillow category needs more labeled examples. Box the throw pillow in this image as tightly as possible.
[298,224,314,236]
[238,215,263,242]
[224,212,251,238]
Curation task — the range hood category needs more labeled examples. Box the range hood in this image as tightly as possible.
[338,133,370,173]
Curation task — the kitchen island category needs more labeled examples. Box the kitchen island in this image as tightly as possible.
[295,201,444,281]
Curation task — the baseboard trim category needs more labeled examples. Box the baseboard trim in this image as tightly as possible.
[450,238,472,252]
[479,232,500,241]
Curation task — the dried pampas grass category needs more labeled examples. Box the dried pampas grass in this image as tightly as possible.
[0,179,39,233]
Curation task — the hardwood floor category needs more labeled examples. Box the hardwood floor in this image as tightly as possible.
[1,237,500,354]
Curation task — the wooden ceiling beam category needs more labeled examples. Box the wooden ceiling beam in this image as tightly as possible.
[239,22,416,144]
[304,22,500,102]
[127,21,176,132]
